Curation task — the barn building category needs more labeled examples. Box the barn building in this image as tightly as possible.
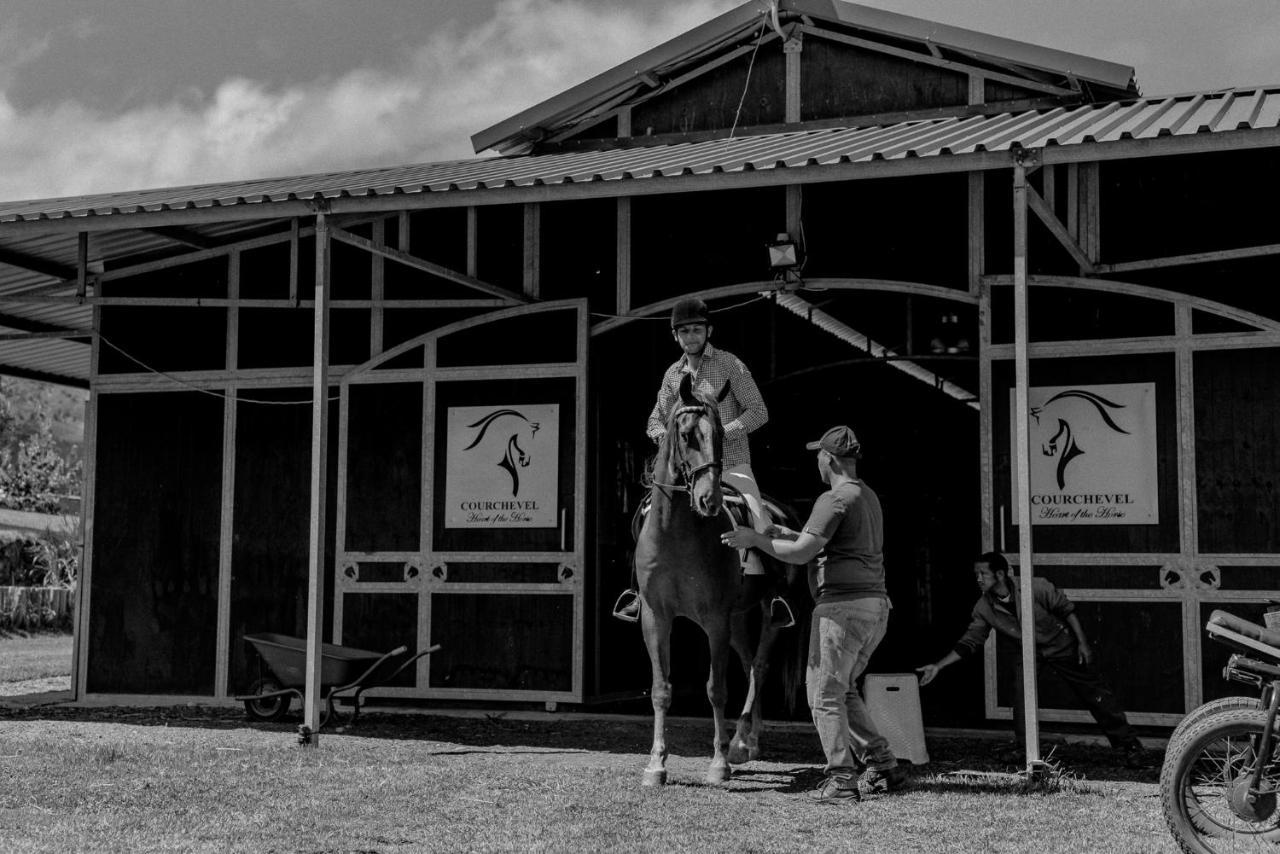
[0,0,1278,733]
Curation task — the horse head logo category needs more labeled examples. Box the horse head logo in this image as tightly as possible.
[1030,390,1130,489]
[462,409,541,497]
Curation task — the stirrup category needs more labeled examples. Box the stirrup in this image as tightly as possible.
[768,596,796,629]
[612,590,640,623]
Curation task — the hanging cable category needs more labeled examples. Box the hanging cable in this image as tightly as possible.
[729,16,769,139]
[96,333,340,405]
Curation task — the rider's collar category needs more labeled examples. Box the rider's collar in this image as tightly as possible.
[680,342,718,368]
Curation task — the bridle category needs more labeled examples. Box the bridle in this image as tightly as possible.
[649,403,723,507]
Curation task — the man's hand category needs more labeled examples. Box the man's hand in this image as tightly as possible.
[720,525,762,550]
[764,523,798,541]
[916,663,940,686]
[1077,640,1094,666]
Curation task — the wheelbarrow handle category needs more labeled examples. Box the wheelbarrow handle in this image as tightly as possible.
[391,646,408,656]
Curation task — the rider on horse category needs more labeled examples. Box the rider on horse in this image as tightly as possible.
[613,297,795,628]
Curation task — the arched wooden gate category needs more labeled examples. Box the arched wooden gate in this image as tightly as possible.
[333,299,588,705]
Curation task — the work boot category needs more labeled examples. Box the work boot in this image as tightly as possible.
[861,764,909,794]
[611,589,640,623]
[768,596,796,629]
[807,774,860,803]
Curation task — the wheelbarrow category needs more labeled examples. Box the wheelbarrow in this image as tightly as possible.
[235,632,441,732]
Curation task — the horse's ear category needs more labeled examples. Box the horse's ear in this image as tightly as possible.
[678,373,697,406]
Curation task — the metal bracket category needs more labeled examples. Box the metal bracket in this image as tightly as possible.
[557,562,579,585]
[1010,143,1041,169]
[340,561,358,582]
[404,559,424,583]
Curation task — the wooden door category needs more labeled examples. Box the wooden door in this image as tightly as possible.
[335,300,588,703]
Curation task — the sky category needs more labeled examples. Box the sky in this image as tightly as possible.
[1,0,1278,202]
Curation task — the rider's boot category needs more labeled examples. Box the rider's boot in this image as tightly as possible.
[612,588,641,623]
[742,551,795,629]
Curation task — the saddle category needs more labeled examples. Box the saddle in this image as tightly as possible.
[629,482,786,544]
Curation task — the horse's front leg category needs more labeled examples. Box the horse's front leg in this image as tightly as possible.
[705,616,732,785]
[640,602,672,787]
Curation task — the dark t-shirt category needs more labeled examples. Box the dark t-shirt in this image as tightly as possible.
[802,479,887,604]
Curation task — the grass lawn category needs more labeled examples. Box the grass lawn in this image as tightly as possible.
[0,631,72,683]
[0,706,1177,853]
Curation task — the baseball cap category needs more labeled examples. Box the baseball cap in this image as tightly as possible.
[805,425,861,456]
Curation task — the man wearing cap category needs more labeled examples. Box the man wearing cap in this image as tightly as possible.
[722,425,906,802]
[613,297,791,626]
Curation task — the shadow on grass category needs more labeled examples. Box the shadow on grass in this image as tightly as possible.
[0,703,1162,785]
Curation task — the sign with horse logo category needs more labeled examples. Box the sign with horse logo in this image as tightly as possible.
[444,404,560,528]
[1010,382,1158,526]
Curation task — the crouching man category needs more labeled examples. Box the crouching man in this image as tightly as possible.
[917,552,1146,768]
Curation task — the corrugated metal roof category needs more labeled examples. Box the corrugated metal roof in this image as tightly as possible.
[471,0,1138,154]
[0,85,1277,387]
[1,87,1276,227]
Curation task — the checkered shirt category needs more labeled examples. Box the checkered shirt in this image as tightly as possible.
[645,344,768,468]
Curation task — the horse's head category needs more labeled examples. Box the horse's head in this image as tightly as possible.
[463,409,541,497]
[660,373,724,516]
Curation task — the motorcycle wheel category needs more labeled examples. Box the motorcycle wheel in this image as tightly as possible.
[1161,708,1280,853]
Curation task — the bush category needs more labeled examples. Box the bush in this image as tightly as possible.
[0,522,79,589]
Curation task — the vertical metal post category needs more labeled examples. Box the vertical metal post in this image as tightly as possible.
[1012,159,1040,769]
[302,209,332,747]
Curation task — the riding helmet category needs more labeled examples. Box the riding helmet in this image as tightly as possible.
[670,297,711,329]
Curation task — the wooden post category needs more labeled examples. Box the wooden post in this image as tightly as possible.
[301,209,332,747]
[616,198,631,315]
[1012,158,1041,768]
[76,233,88,301]
[784,33,802,124]
[523,203,541,299]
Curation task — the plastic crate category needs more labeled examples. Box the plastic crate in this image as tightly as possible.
[863,673,930,765]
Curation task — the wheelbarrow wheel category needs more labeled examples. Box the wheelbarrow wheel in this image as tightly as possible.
[244,679,291,722]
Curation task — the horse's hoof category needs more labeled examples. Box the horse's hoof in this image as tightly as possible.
[705,764,731,785]
[642,769,667,787]
[727,742,750,765]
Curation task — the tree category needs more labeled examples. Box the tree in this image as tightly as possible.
[0,378,85,513]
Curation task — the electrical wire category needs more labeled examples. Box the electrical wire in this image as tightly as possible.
[589,292,771,321]
[96,333,340,405]
[729,17,768,139]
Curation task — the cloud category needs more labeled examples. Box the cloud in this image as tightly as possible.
[0,0,741,202]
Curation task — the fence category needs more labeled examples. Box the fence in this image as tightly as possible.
[0,586,73,630]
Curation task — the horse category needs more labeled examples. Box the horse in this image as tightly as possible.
[633,372,798,786]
